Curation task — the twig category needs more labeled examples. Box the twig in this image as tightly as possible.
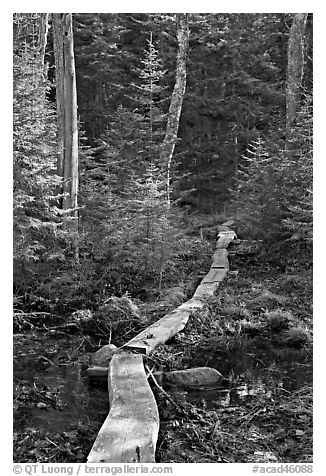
[166,352,183,360]
[145,364,179,408]
[39,356,55,366]
[75,338,85,352]
[14,311,63,318]
[46,436,60,448]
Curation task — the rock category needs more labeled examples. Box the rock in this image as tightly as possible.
[282,327,312,347]
[92,344,118,366]
[164,367,223,388]
[265,311,293,331]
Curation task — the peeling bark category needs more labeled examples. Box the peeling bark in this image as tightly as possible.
[286,13,308,142]
[62,13,79,226]
[52,14,65,177]
[38,13,49,68]
[160,13,189,205]
[53,13,79,232]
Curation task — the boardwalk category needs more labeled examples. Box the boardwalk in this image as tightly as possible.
[87,223,236,463]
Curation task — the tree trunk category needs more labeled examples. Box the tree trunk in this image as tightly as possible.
[52,14,65,177]
[160,13,189,205]
[53,13,79,233]
[38,13,49,68]
[62,13,79,229]
[286,13,308,143]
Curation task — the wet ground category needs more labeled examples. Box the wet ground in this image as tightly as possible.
[13,331,312,436]
[13,333,109,434]
[169,346,312,408]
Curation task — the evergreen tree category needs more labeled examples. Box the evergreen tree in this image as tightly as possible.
[13,43,62,290]
[78,35,185,291]
[231,94,312,246]
[282,95,312,243]
[178,13,290,210]
[231,137,286,241]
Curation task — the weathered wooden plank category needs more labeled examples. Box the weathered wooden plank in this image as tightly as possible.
[220,220,234,227]
[218,229,236,237]
[177,298,206,312]
[87,225,236,463]
[216,233,236,249]
[201,268,228,284]
[87,353,159,463]
[123,298,205,355]
[87,366,108,380]
[193,282,221,299]
[215,236,232,249]
[87,365,162,384]
[211,249,229,268]
[123,309,190,354]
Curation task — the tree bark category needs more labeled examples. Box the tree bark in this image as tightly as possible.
[62,13,79,227]
[53,13,79,232]
[286,13,308,142]
[38,13,49,68]
[160,13,189,205]
[52,14,65,177]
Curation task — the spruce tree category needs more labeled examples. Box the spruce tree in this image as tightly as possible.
[13,43,62,290]
[79,34,185,291]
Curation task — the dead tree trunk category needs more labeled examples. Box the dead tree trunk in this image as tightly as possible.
[52,14,65,178]
[160,13,189,205]
[62,13,79,228]
[286,13,308,144]
[38,13,49,69]
[53,13,79,233]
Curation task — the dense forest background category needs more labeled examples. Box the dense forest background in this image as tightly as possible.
[13,13,312,314]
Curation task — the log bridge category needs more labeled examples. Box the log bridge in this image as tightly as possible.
[87,222,236,463]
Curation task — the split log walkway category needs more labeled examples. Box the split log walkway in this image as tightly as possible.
[87,223,236,463]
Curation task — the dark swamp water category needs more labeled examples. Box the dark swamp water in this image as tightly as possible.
[169,345,312,408]
[13,331,312,436]
[14,333,109,434]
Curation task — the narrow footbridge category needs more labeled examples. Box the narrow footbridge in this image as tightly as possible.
[87,222,236,463]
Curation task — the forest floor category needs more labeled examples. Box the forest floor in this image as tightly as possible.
[13,239,313,463]
[154,246,313,463]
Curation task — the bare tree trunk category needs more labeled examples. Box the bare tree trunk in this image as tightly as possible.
[286,13,308,143]
[53,13,79,235]
[52,14,65,177]
[160,13,189,205]
[62,13,79,229]
[38,13,49,68]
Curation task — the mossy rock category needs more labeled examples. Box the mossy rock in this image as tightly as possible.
[282,327,312,347]
[164,367,223,388]
[92,344,118,366]
[265,311,293,331]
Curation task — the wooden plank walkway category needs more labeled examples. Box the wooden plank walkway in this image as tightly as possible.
[123,298,205,355]
[88,353,159,463]
[87,222,236,463]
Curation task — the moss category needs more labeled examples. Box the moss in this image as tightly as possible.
[282,327,312,348]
